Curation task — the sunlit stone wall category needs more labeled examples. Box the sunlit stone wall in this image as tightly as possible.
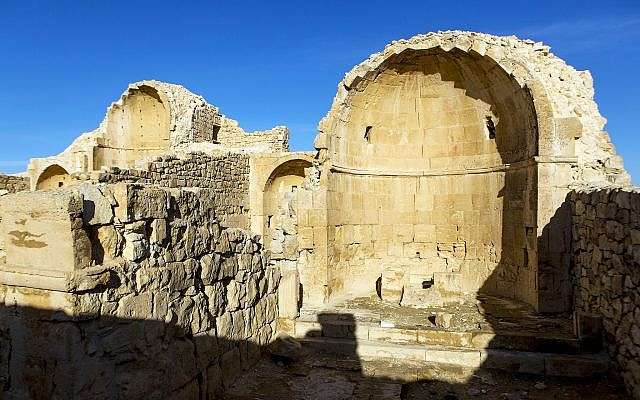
[0,184,280,399]
[321,48,538,307]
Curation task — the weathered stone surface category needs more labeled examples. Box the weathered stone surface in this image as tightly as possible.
[572,185,640,396]
[0,174,29,194]
[0,185,280,398]
[26,80,288,191]
[78,183,114,225]
[0,190,91,283]
[67,265,112,292]
[278,262,300,318]
[0,29,637,399]
[266,333,303,361]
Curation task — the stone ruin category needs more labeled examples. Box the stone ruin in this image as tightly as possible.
[0,31,638,399]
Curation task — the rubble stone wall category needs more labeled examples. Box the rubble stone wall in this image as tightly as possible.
[0,185,280,399]
[571,186,640,398]
[0,174,29,194]
[98,153,250,229]
[218,117,289,153]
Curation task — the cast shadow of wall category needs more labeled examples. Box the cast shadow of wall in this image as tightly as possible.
[0,302,262,400]
[0,306,474,399]
[0,303,619,400]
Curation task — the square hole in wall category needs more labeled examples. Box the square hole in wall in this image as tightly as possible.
[364,126,373,143]
[486,116,496,139]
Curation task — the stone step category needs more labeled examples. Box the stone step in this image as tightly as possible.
[292,317,587,354]
[299,337,610,379]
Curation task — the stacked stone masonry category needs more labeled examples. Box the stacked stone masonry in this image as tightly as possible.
[98,153,250,229]
[218,118,289,153]
[0,174,29,194]
[25,80,288,190]
[571,186,640,398]
[0,30,637,398]
[0,185,280,399]
[307,30,630,317]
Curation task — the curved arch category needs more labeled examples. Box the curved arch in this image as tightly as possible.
[318,32,559,158]
[316,33,545,307]
[262,157,314,258]
[261,154,314,192]
[95,84,172,169]
[324,46,538,173]
[36,164,72,191]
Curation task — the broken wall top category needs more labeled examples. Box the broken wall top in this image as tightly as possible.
[26,80,290,185]
[316,30,630,185]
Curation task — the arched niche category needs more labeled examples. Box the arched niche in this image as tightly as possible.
[324,47,540,308]
[94,85,171,169]
[263,159,313,259]
[330,47,538,171]
[36,165,72,191]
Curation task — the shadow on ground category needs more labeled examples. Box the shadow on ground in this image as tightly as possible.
[0,302,628,400]
[225,312,627,400]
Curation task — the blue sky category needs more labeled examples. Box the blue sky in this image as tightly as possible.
[1,1,638,181]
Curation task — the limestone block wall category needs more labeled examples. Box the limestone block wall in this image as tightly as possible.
[245,154,322,311]
[0,184,280,399]
[191,103,222,143]
[218,117,289,153]
[0,174,29,194]
[317,31,629,185]
[0,190,91,289]
[98,153,250,229]
[25,81,289,188]
[571,186,640,398]
[324,167,537,306]
[26,81,220,181]
[314,38,541,307]
[293,164,329,307]
[311,30,631,312]
[246,153,314,240]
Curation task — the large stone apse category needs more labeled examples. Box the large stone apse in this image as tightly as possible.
[321,47,539,309]
[0,31,638,398]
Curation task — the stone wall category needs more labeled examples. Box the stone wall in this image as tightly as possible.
[324,168,537,307]
[25,80,289,189]
[571,186,640,398]
[218,117,289,153]
[313,40,541,308]
[191,103,222,143]
[0,185,280,399]
[0,174,29,194]
[317,31,629,185]
[98,153,250,229]
[305,30,637,314]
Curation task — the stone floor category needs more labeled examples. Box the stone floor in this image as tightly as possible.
[226,295,627,398]
[299,295,574,338]
[225,353,629,400]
